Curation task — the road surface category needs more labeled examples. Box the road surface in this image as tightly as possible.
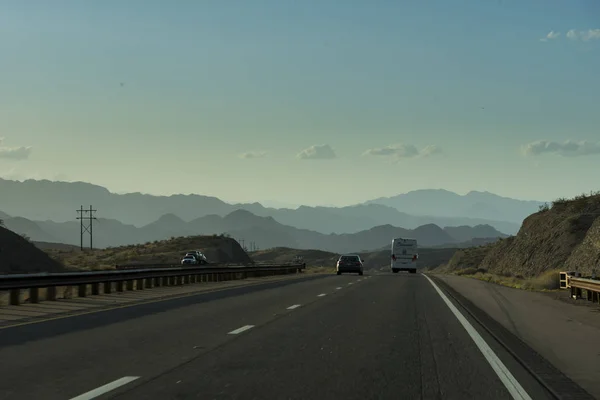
[0,272,588,399]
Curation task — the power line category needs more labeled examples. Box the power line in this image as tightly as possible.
[76,205,97,251]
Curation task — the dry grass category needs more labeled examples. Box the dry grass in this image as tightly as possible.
[305,266,335,274]
[450,268,561,292]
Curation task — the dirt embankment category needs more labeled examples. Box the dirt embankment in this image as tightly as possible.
[441,193,600,277]
[251,247,338,267]
[49,235,252,270]
[0,226,66,274]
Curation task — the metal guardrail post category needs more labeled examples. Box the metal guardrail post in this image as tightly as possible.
[46,286,57,301]
[136,279,144,290]
[104,282,111,294]
[29,287,39,303]
[126,280,134,291]
[78,284,86,297]
[91,283,99,295]
[9,289,19,306]
[116,281,124,292]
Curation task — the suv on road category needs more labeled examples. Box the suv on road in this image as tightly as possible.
[185,250,208,265]
[336,254,364,275]
[181,255,199,265]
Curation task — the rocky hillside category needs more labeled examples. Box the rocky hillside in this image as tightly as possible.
[441,192,600,277]
[0,226,66,274]
[48,235,252,270]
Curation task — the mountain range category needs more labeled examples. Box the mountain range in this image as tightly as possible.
[1,209,508,254]
[0,179,545,235]
[367,189,544,224]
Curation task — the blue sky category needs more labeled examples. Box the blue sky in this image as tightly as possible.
[1,0,599,207]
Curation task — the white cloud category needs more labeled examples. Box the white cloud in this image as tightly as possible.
[0,138,33,160]
[239,151,267,159]
[540,30,560,41]
[296,144,336,160]
[363,143,442,160]
[420,144,443,157]
[521,140,600,157]
[566,29,600,41]
[581,29,600,41]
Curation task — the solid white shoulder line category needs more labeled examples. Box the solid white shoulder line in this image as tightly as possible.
[69,376,140,400]
[423,275,532,400]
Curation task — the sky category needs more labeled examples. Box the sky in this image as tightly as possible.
[1,0,599,207]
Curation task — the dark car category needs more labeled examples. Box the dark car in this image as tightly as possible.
[336,254,364,275]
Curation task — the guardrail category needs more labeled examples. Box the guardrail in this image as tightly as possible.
[114,261,302,270]
[0,263,306,306]
[567,275,600,305]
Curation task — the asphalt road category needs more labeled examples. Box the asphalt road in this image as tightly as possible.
[0,272,573,399]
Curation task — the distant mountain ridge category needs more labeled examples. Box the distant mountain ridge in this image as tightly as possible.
[0,179,528,234]
[366,189,545,224]
[2,208,508,254]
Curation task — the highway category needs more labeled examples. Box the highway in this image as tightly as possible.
[0,272,587,399]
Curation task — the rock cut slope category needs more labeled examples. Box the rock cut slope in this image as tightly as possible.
[442,193,600,277]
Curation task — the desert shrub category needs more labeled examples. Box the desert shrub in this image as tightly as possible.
[455,267,478,276]
[526,270,560,291]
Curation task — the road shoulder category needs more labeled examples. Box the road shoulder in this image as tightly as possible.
[431,273,600,399]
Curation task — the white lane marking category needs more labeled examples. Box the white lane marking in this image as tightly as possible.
[69,376,140,400]
[336,287,342,290]
[287,304,301,310]
[348,282,353,285]
[317,293,327,297]
[228,325,255,335]
[424,275,532,400]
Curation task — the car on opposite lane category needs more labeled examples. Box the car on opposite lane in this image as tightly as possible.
[185,250,208,265]
[181,255,199,265]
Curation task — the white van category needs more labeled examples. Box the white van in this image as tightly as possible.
[391,238,418,274]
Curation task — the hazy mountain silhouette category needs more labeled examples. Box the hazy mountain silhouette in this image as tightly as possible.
[1,208,508,253]
[366,189,544,224]
[0,179,524,234]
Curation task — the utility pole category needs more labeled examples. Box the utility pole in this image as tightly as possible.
[76,205,97,251]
